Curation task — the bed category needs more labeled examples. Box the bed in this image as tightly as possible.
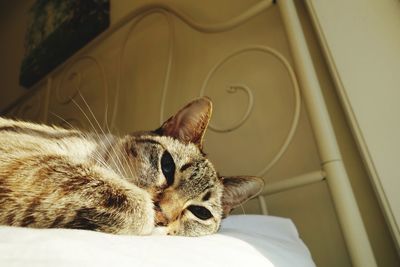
[1,0,378,266]
[0,215,315,267]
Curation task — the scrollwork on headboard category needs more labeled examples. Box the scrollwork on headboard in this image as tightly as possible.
[110,1,276,129]
[54,55,109,130]
[203,84,255,133]
[9,0,301,180]
[48,1,301,181]
[199,45,301,177]
[106,0,299,178]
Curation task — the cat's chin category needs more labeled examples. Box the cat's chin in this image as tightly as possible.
[150,226,169,236]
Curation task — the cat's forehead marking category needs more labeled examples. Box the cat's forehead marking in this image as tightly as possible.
[141,135,203,159]
[176,159,219,199]
[135,138,162,146]
[202,191,211,201]
[180,162,193,172]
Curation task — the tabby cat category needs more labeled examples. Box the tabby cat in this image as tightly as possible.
[0,97,263,236]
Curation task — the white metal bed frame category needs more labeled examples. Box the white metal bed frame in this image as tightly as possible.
[1,1,377,266]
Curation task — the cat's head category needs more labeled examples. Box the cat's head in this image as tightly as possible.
[110,97,264,236]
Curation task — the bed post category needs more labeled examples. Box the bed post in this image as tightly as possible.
[277,1,377,266]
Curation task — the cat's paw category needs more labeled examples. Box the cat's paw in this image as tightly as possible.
[132,187,155,235]
[150,226,168,236]
[117,185,155,236]
[138,190,155,235]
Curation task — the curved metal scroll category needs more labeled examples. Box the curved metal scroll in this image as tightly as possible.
[200,46,301,177]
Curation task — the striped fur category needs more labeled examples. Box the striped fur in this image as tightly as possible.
[0,98,263,236]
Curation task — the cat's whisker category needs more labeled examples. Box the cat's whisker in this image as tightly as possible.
[49,111,111,171]
[93,94,136,181]
[90,150,111,170]
[240,204,246,215]
[49,111,73,128]
[100,96,136,180]
[86,140,108,165]
[109,132,136,180]
[104,99,111,135]
[105,125,136,181]
[76,92,128,176]
[71,97,125,178]
[49,103,132,182]
[76,92,133,180]
[49,111,92,144]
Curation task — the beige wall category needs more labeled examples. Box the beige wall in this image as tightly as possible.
[295,1,399,266]
[306,0,400,255]
[0,1,33,111]
[0,1,398,266]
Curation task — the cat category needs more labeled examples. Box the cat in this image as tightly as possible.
[0,97,264,236]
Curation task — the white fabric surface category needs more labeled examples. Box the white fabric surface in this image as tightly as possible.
[0,215,315,267]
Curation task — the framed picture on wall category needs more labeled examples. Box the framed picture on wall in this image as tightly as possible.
[19,0,110,88]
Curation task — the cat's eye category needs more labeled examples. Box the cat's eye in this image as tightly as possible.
[161,151,175,186]
[187,205,213,220]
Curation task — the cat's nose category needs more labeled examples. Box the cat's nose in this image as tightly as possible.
[155,210,169,226]
[154,201,169,226]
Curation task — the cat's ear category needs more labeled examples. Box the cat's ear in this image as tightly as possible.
[155,97,212,149]
[220,176,264,217]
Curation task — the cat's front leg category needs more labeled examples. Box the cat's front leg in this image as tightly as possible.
[65,165,156,235]
[0,155,156,235]
[110,182,156,235]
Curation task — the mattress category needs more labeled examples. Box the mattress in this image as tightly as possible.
[0,215,315,267]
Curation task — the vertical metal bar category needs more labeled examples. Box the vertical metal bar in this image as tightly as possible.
[258,196,269,215]
[277,1,377,266]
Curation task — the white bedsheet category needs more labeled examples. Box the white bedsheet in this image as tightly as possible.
[0,215,315,267]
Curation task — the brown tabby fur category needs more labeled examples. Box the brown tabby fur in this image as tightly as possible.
[0,97,263,236]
